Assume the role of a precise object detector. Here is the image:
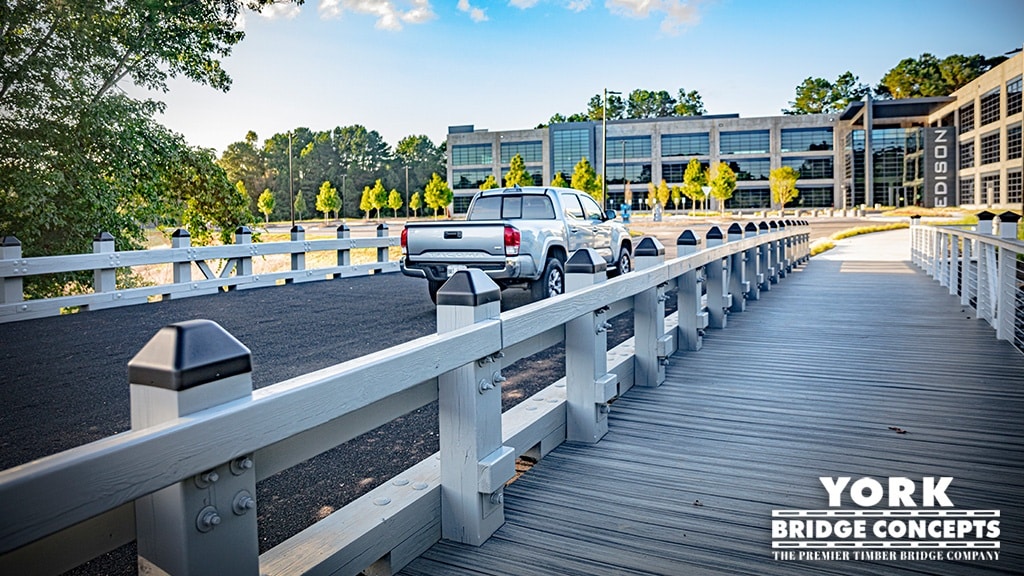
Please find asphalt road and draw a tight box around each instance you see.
[0,215,872,574]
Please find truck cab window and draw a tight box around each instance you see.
[561,194,585,220]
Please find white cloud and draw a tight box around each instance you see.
[318,0,437,30]
[565,0,592,12]
[458,0,488,22]
[258,1,303,20]
[605,0,702,34]
[509,0,541,8]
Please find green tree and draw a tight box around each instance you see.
[682,158,708,212]
[551,172,569,188]
[409,191,423,217]
[876,53,998,99]
[504,154,533,187]
[709,163,737,213]
[586,93,626,120]
[219,131,270,213]
[770,166,800,212]
[387,188,404,217]
[570,157,602,202]
[360,185,374,219]
[626,89,677,118]
[674,89,706,116]
[370,179,388,219]
[395,134,445,212]
[316,181,342,222]
[480,174,499,190]
[257,188,276,223]
[293,190,307,220]
[670,185,683,210]
[785,72,871,114]
[424,173,453,219]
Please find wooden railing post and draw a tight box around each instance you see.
[290,225,306,275]
[1,236,23,305]
[234,226,253,280]
[777,221,789,277]
[171,229,192,286]
[758,221,773,291]
[704,226,729,329]
[976,214,999,325]
[565,248,618,442]
[336,224,351,269]
[377,223,390,264]
[436,270,513,546]
[676,230,706,351]
[634,237,669,388]
[995,211,1021,342]
[743,223,761,302]
[727,223,748,313]
[92,231,116,297]
[128,320,258,576]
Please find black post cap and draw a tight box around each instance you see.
[706,226,723,240]
[128,320,252,392]
[377,223,389,231]
[290,225,305,233]
[566,247,607,274]
[745,222,757,233]
[1,236,21,247]
[336,223,350,232]
[94,231,114,242]
[996,211,1021,223]
[976,211,997,221]
[778,221,787,229]
[634,237,665,257]
[768,221,778,230]
[171,228,190,238]
[758,221,769,231]
[677,230,700,246]
[437,269,500,307]
[235,226,252,235]
[727,223,743,235]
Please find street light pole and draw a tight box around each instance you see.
[288,131,294,226]
[405,165,410,218]
[601,89,621,212]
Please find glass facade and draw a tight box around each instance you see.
[782,156,834,179]
[607,136,652,160]
[1008,170,1022,204]
[452,168,492,190]
[871,128,909,205]
[501,171,543,187]
[781,128,834,152]
[981,173,1000,204]
[1008,124,1022,160]
[606,163,652,185]
[451,144,492,166]
[979,131,1000,165]
[959,141,975,169]
[724,188,770,209]
[1009,76,1023,117]
[959,103,975,134]
[959,177,975,205]
[552,128,592,178]
[661,160,707,183]
[979,88,1001,126]
[720,130,770,155]
[500,141,542,163]
[794,186,835,208]
[662,133,710,156]
[726,158,771,181]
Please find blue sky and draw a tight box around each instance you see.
[150,0,1024,154]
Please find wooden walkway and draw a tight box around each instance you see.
[401,229,1024,576]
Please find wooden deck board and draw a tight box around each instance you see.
[401,230,1024,575]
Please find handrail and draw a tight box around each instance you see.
[910,218,1024,354]
[0,222,811,575]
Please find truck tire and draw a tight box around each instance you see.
[531,257,564,300]
[609,246,632,278]
[428,279,445,304]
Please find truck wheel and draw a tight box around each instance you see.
[609,247,632,277]
[428,279,445,304]
[531,258,564,300]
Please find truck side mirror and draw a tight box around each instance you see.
[604,209,617,221]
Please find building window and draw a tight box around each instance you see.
[793,186,834,208]
[1008,124,1022,160]
[552,128,591,178]
[453,195,473,214]
[661,160,708,183]
[451,144,492,166]
[959,177,975,205]
[959,103,975,134]
[608,136,652,160]
[979,88,1000,126]
[781,156,834,179]
[780,128,834,152]
[662,133,710,156]
[720,130,770,155]
[724,188,770,209]
[606,163,652,185]
[501,170,543,187]
[1007,170,1022,204]
[500,141,542,164]
[452,168,492,189]
[979,131,1000,165]
[1008,76,1022,117]
[981,173,1000,204]
[959,141,974,169]
[726,158,771,181]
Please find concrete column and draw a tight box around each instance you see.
[436,270,513,546]
[726,224,747,313]
[565,248,618,442]
[1,236,23,305]
[676,230,705,351]
[633,238,668,388]
[129,320,258,576]
[704,226,729,329]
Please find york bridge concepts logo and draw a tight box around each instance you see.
[772,477,1000,562]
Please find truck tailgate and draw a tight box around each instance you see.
[405,222,507,262]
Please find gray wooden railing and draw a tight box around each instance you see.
[0,221,810,575]
[910,211,1024,354]
[0,224,399,323]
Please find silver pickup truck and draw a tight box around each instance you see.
[400,186,633,303]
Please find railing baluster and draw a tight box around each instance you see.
[634,238,668,388]
[676,230,706,351]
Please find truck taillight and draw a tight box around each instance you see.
[400,227,408,255]
[504,225,520,256]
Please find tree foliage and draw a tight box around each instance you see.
[504,154,532,187]
[681,158,708,209]
[569,157,602,202]
[785,72,871,115]
[709,162,737,210]
[293,190,306,220]
[479,174,499,190]
[770,166,800,209]
[550,172,568,188]
[409,191,422,216]
[387,188,403,217]
[424,173,453,219]
[316,181,341,222]
[257,188,276,223]
[876,53,1000,99]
